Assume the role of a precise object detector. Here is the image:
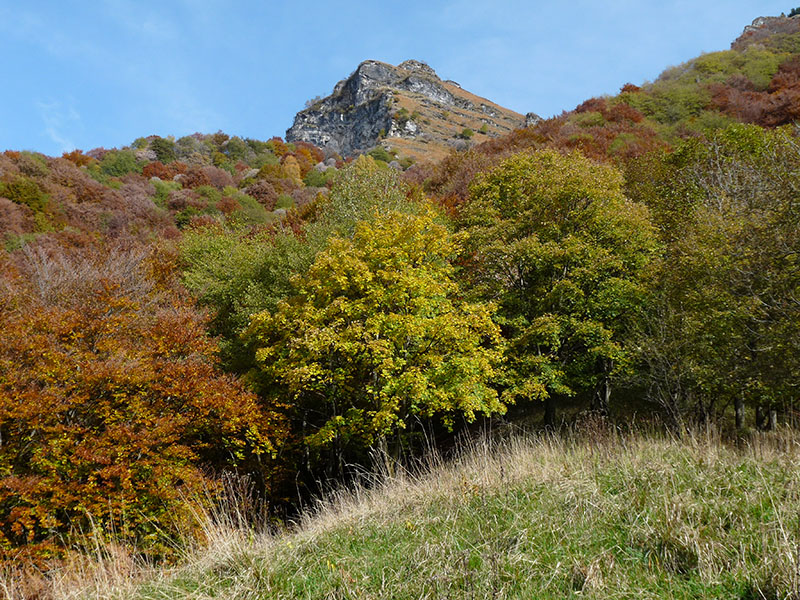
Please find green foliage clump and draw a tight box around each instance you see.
[99,149,142,178]
[181,228,312,370]
[0,177,50,212]
[150,137,177,163]
[222,136,251,162]
[459,128,475,139]
[570,111,606,128]
[459,150,658,419]
[620,46,787,129]
[180,155,421,372]
[303,167,335,188]
[367,146,393,163]
[151,179,181,209]
[399,156,416,170]
[17,152,49,177]
[608,132,637,154]
[275,194,294,210]
[309,155,418,242]
[3,232,38,252]
[226,190,271,225]
[763,31,800,53]
[175,206,203,228]
[194,184,222,205]
[395,107,410,125]
[628,124,800,428]
[622,79,710,126]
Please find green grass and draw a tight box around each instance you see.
[21,429,800,599]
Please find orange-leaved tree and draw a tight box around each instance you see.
[0,244,288,564]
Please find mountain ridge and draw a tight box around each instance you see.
[286,59,531,163]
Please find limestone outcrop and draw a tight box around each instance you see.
[286,59,528,162]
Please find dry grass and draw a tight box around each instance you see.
[6,427,800,599]
[380,83,524,164]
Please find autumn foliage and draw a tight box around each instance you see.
[0,244,288,564]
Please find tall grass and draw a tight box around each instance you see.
[5,426,800,599]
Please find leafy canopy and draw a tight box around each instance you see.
[459,150,658,409]
[246,208,504,458]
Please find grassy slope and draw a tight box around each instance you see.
[99,430,800,600]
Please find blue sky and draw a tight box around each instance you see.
[0,1,792,156]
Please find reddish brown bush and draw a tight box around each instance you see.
[245,179,279,210]
[710,55,800,127]
[202,165,234,189]
[61,149,93,167]
[142,161,171,179]
[217,195,241,215]
[180,166,212,189]
[0,246,289,565]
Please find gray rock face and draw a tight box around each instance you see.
[287,59,468,156]
[526,112,542,127]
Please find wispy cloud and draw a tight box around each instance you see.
[36,100,80,153]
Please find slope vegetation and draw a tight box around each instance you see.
[82,430,800,600]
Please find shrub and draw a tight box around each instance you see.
[245,179,279,210]
[0,177,50,212]
[230,192,270,225]
[99,150,141,178]
[61,149,93,167]
[303,168,335,188]
[150,137,177,163]
[276,194,294,210]
[367,146,393,163]
[0,247,288,563]
[151,179,181,209]
[194,184,223,205]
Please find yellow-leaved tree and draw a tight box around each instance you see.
[245,207,504,473]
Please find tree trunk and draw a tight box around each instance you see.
[592,377,611,416]
[769,409,778,431]
[735,394,745,430]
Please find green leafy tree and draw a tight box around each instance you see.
[245,208,504,471]
[150,137,177,163]
[98,149,141,177]
[181,155,419,372]
[459,150,658,423]
[632,124,800,430]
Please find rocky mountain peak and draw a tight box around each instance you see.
[732,14,800,50]
[286,59,527,162]
[397,59,439,78]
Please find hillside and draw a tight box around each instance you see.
[418,13,800,206]
[286,59,530,163]
[60,431,800,599]
[2,13,800,596]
